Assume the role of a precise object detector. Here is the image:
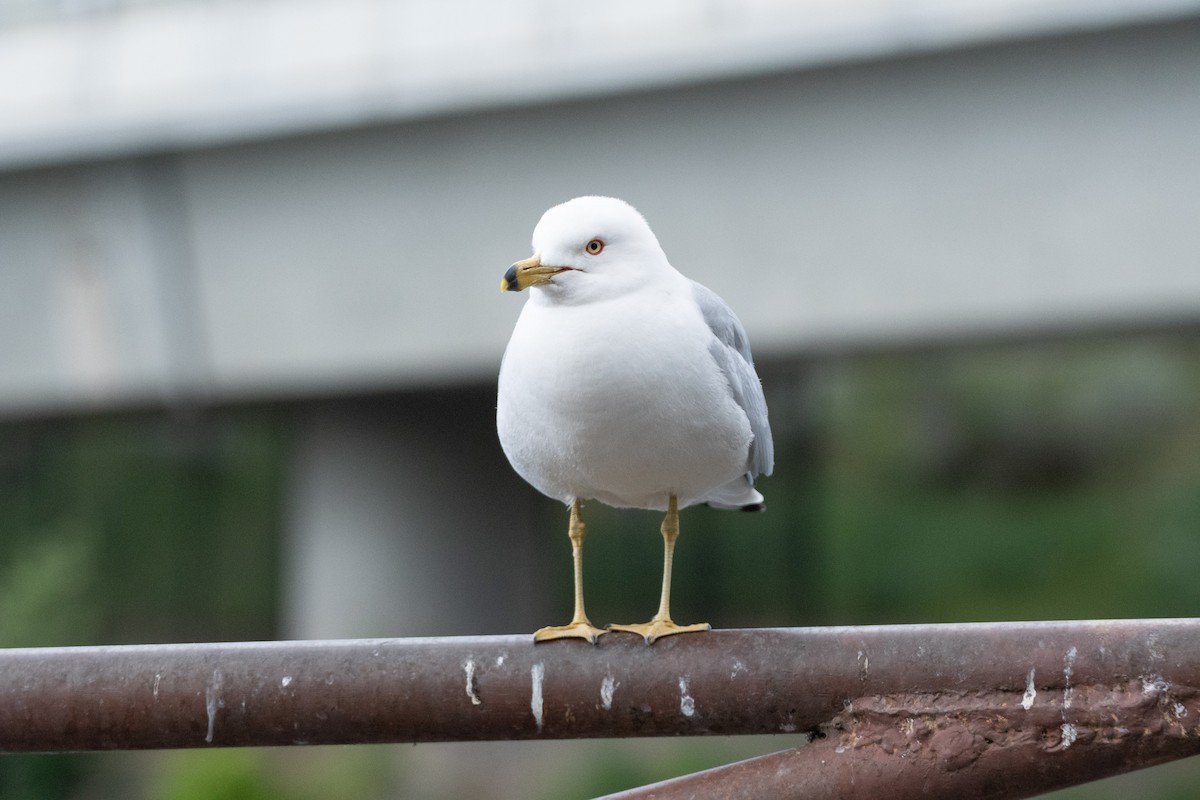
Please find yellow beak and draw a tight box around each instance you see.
[502,256,569,292]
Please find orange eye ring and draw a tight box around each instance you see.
[585,239,605,255]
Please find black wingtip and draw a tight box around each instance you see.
[740,502,765,513]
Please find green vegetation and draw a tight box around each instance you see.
[0,410,288,800]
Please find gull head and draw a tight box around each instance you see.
[502,196,670,301]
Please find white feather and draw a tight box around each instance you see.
[497,196,771,512]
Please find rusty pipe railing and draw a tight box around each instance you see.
[2,620,1199,798]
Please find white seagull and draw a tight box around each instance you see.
[497,196,773,644]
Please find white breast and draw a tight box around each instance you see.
[497,284,752,511]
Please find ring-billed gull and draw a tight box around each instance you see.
[498,196,773,644]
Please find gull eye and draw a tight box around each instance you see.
[585,239,605,255]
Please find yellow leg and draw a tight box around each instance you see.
[608,495,711,644]
[534,499,607,644]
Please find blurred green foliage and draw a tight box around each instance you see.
[1,333,1199,798]
[0,410,287,647]
[815,336,1200,625]
[149,747,394,800]
[0,410,288,800]
[156,750,283,800]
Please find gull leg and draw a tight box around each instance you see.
[608,494,711,644]
[534,499,607,644]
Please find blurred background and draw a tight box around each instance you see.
[2,0,1200,797]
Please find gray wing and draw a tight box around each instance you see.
[691,280,774,479]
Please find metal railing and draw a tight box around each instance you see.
[2,619,1198,798]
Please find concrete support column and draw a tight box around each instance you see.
[283,388,550,639]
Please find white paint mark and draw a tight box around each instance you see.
[730,659,747,679]
[600,675,617,710]
[152,673,161,699]
[780,722,798,733]
[1147,634,1165,662]
[1142,674,1169,696]
[495,655,507,667]
[835,744,846,754]
[856,650,869,676]
[1063,647,1077,710]
[1021,668,1037,710]
[678,676,696,717]
[464,659,482,706]
[1173,702,1187,719]
[280,676,293,689]
[205,668,224,744]
[530,663,545,733]
[1060,723,1077,748]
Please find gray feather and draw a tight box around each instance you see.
[691,280,774,480]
